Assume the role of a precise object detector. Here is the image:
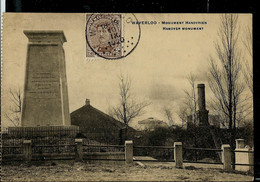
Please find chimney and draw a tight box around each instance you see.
[85,98,90,106]
[197,84,206,111]
[197,84,209,126]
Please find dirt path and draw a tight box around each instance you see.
[1,161,253,181]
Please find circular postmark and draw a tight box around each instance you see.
[86,13,141,60]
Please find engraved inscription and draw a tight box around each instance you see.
[28,72,60,98]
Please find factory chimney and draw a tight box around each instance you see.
[197,84,209,126]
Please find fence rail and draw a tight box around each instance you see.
[2,146,21,148]
[234,163,254,166]
[82,158,126,161]
[32,144,75,147]
[83,144,124,148]
[233,150,254,153]
[133,159,176,162]
[183,160,223,165]
[183,147,222,152]
[134,145,175,149]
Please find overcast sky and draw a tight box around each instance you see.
[2,13,252,129]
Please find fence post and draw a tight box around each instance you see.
[125,140,133,164]
[23,140,32,162]
[75,139,83,161]
[221,144,232,171]
[249,147,254,174]
[174,142,183,168]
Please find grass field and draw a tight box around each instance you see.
[1,160,254,181]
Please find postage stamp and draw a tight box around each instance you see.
[85,13,141,60]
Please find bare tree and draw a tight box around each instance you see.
[110,74,150,130]
[208,14,245,143]
[162,105,174,126]
[177,104,189,128]
[183,73,197,124]
[242,26,253,94]
[4,88,23,126]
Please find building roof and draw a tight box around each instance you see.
[70,101,135,132]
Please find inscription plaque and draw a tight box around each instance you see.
[28,72,59,98]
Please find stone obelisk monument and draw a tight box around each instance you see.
[9,30,79,137]
[197,84,209,126]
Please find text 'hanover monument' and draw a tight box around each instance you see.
[8,30,79,137]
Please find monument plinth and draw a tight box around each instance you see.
[8,30,79,137]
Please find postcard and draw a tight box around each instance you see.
[1,13,253,181]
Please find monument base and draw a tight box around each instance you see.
[8,125,79,138]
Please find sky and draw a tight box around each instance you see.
[1,13,253,129]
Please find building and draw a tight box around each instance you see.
[70,99,136,144]
[137,117,168,131]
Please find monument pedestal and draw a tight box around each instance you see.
[8,126,79,138]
